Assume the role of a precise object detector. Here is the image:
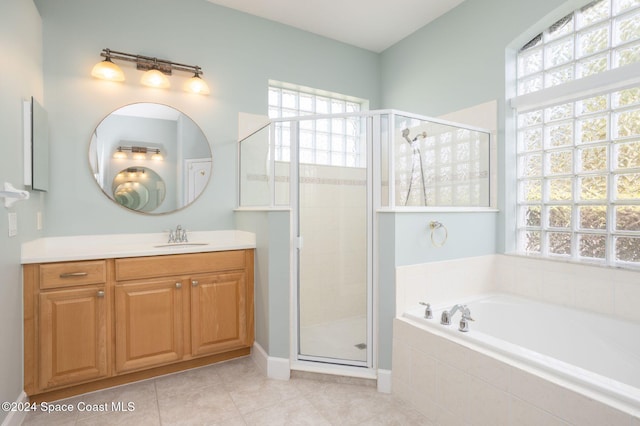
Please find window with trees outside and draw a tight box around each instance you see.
[515,0,640,267]
[268,82,367,167]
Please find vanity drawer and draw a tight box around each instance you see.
[39,260,107,289]
[115,250,247,281]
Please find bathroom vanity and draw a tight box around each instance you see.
[22,231,255,402]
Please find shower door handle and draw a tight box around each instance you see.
[295,236,304,250]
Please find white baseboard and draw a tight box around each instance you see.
[1,391,28,426]
[252,342,290,380]
[377,369,392,393]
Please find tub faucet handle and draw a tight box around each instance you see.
[441,310,451,325]
[419,302,432,319]
[459,313,474,332]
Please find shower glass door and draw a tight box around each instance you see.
[296,115,371,366]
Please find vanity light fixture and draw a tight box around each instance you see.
[112,145,164,161]
[125,167,146,175]
[113,147,127,160]
[151,149,163,161]
[140,61,170,89]
[91,49,125,82]
[92,48,210,95]
[132,147,147,161]
[183,67,210,95]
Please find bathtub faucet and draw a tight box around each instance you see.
[458,311,474,332]
[419,302,433,319]
[440,304,472,326]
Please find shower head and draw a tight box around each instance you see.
[401,128,412,144]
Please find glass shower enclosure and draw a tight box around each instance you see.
[239,110,491,368]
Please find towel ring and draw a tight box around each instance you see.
[429,221,448,247]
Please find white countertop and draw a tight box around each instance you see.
[21,230,256,264]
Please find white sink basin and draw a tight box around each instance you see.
[153,242,210,248]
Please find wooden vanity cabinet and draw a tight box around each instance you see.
[113,250,254,373]
[190,271,249,356]
[114,278,185,373]
[38,286,109,389]
[23,260,110,394]
[24,249,254,401]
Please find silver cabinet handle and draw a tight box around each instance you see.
[192,280,199,287]
[59,272,89,278]
[97,290,105,298]
[175,282,182,289]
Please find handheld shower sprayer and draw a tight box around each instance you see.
[401,129,429,206]
[402,128,411,144]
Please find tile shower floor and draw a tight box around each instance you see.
[300,316,368,362]
[22,356,429,425]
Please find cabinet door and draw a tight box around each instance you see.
[191,272,248,356]
[39,286,108,390]
[115,279,183,373]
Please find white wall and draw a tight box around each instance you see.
[0,0,43,422]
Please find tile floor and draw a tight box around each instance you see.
[22,356,430,425]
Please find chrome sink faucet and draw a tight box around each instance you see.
[167,225,188,243]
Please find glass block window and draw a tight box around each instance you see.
[516,0,640,268]
[268,82,367,167]
[518,0,640,95]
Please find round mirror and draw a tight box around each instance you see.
[89,103,212,214]
[112,166,165,212]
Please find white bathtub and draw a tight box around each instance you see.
[403,293,640,413]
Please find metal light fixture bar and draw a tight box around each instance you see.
[116,145,159,153]
[100,49,203,76]
[114,145,163,161]
[124,167,146,174]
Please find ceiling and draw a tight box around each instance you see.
[206,0,466,53]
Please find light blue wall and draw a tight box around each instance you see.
[377,213,396,370]
[0,0,43,421]
[236,211,290,359]
[34,0,381,236]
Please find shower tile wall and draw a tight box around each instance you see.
[395,255,497,315]
[495,255,640,323]
[298,163,367,328]
[395,254,640,323]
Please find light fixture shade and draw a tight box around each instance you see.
[113,148,127,159]
[91,59,125,82]
[183,75,210,95]
[132,152,147,160]
[151,150,164,161]
[140,69,170,89]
